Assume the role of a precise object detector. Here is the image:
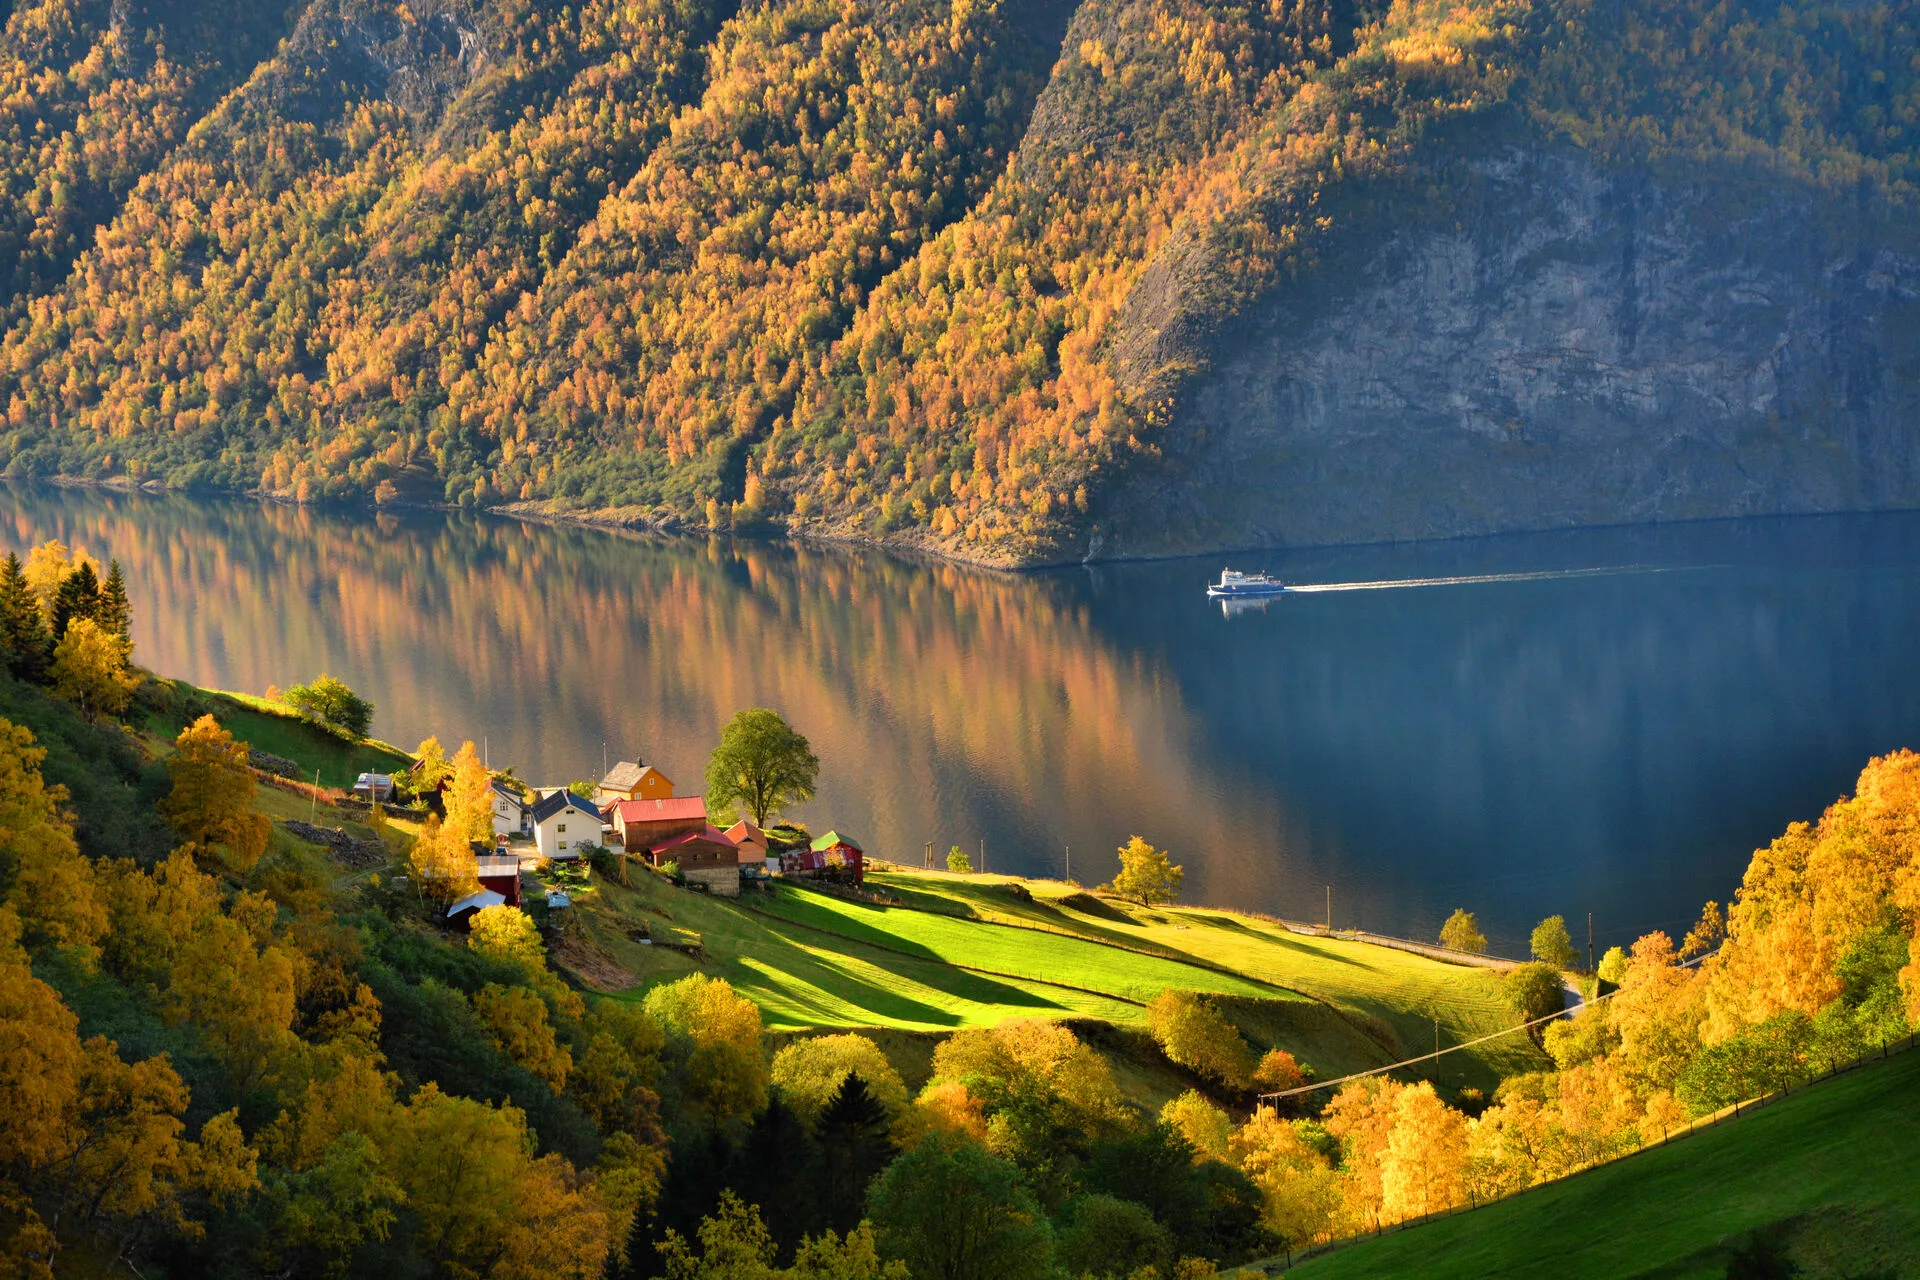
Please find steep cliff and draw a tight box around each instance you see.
[1096,143,1920,558]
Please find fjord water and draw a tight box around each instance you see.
[10,484,1920,957]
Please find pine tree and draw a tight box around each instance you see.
[814,1074,898,1234]
[0,554,52,682]
[98,560,131,646]
[49,561,101,641]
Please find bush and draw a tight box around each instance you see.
[1056,1195,1172,1280]
[1503,962,1567,1031]
[1146,992,1255,1089]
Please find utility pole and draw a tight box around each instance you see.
[925,841,934,869]
[310,769,321,823]
[1065,845,1071,884]
[1326,884,1332,933]
[979,838,985,874]
[1588,912,1595,974]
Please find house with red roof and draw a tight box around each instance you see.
[612,795,708,849]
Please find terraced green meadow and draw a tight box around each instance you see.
[570,866,1548,1098]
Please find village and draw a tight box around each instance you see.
[352,756,866,924]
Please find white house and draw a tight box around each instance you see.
[530,790,602,860]
[490,779,529,838]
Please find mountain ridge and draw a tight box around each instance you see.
[0,0,1914,565]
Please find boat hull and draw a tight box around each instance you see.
[1206,585,1289,597]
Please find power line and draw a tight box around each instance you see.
[1257,947,1720,1102]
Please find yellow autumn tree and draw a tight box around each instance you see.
[1321,1078,1407,1231]
[474,984,573,1090]
[1160,1090,1232,1163]
[1379,1084,1470,1222]
[50,616,139,723]
[1229,1106,1344,1246]
[446,740,495,844]
[388,1084,620,1279]
[0,718,106,963]
[0,908,259,1264]
[22,540,97,619]
[643,973,769,1122]
[771,1033,910,1125]
[159,714,270,872]
[1608,932,1705,1096]
[102,852,300,1090]
[410,815,480,906]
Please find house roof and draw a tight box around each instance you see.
[724,818,767,848]
[614,795,706,824]
[356,772,393,787]
[648,826,740,858]
[810,830,863,853]
[490,779,523,804]
[474,855,520,877]
[530,790,602,824]
[600,760,671,793]
[447,889,506,918]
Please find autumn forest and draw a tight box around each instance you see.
[0,0,1915,562]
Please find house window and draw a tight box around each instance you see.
[558,823,567,833]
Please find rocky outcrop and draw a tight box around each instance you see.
[1096,146,1920,560]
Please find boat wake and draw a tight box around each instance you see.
[1284,565,1658,593]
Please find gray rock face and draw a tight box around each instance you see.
[1097,147,1920,560]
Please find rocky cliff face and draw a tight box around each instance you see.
[1095,145,1920,561]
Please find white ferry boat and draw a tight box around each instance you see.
[1206,568,1289,598]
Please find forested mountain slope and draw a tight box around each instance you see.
[0,0,1915,564]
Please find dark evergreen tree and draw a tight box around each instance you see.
[727,1099,823,1260]
[814,1073,897,1235]
[50,560,102,640]
[98,559,132,644]
[0,553,51,681]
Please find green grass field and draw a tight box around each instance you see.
[568,866,1548,1098]
[1287,1048,1920,1280]
[138,677,410,784]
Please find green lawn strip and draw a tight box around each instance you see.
[138,677,410,784]
[1113,909,1547,1088]
[879,875,1541,1084]
[1286,1048,1920,1280]
[753,885,1294,1006]
[577,876,1146,1032]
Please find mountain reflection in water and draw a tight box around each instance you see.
[8,484,1920,957]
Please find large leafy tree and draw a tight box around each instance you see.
[49,616,138,724]
[1531,915,1579,969]
[1440,909,1488,955]
[282,674,374,740]
[1110,836,1183,906]
[868,1132,1055,1280]
[159,715,270,873]
[704,708,819,826]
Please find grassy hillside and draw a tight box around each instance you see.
[567,865,1547,1103]
[134,675,411,783]
[0,0,1913,563]
[1285,1046,1920,1279]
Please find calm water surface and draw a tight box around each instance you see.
[8,484,1920,957]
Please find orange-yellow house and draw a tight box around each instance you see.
[595,760,674,809]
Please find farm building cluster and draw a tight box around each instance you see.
[415,758,864,922]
